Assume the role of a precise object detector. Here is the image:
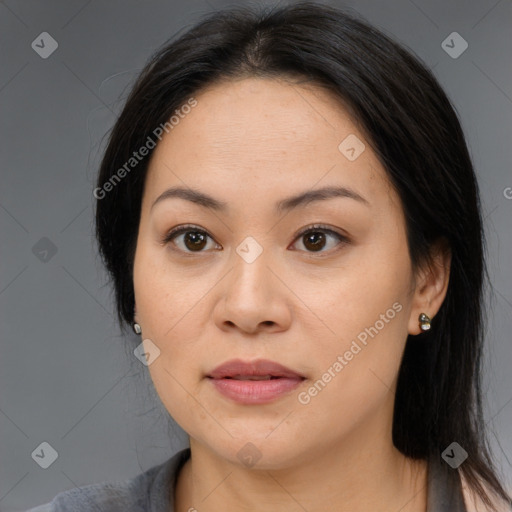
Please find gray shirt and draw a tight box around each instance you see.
[26,447,468,511]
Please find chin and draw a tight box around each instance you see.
[206,436,309,471]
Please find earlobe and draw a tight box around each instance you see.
[418,312,432,331]
[132,304,142,335]
[407,239,451,335]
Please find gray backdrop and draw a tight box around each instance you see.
[1,0,511,510]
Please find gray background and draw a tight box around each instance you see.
[1,0,511,510]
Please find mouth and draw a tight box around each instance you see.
[206,359,306,404]
[222,375,284,380]
[207,358,306,380]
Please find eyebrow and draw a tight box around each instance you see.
[150,185,369,213]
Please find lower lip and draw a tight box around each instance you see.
[208,377,304,404]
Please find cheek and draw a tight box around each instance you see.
[296,296,408,443]
[304,246,412,393]
[312,295,408,392]
[133,242,203,335]
[133,245,208,407]
[313,258,410,338]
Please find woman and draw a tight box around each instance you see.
[28,2,511,511]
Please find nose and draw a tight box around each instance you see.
[213,244,292,335]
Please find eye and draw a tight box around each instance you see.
[161,224,219,253]
[290,224,348,254]
[161,223,349,255]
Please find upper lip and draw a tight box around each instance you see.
[207,359,305,379]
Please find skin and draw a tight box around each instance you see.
[132,76,451,512]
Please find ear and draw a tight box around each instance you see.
[407,238,451,335]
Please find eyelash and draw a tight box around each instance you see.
[160,223,349,256]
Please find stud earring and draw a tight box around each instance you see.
[132,322,142,335]
[418,313,431,331]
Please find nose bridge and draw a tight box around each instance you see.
[229,234,273,300]
[213,232,292,333]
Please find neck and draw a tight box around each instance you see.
[174,436,428,512]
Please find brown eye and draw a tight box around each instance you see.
[162,225,219,253]
[183,231,207,251]
[303,231,327,252]
[292,225,348,254]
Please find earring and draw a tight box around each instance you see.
[418,313,431,331]
[132,322,142,335]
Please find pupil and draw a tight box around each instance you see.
[182,231,326,252]
[304,232,325,251]
[185,231,206,251]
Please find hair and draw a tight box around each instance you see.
[94,1,511,508]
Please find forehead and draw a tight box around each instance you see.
[144,77,395,212]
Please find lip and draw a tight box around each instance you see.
[207,358,305,379]
[206,359,306,405]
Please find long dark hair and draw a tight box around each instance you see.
[94,2,511,508]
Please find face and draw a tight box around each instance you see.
[132,77,442,470]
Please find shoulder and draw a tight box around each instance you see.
[25,505,52,512]
[460,471,512,512]
[25,473,157,512]
[25,448,191,512]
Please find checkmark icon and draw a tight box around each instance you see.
[236,236,263,263]
[237,442,262,468]
[338,134,365,161]
[441,32,468,59]
[31,442,58,469]
[134,339,161,366]
[31,32,58,59]
[441,442,468,468]
[32,237,58,263]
